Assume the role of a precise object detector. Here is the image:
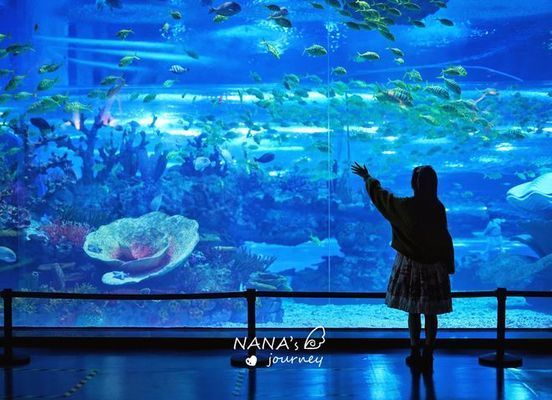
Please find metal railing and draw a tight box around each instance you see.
[1,287,551,368]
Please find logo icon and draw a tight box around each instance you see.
[304,326,326,350]
[245,355,258,367]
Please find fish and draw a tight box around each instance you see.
[6,43,34,55]
[441,77,462,95]
[30,117,53,132]
[437,18,454,26]
[304,44,327,56]
[13,91,35,101]
[185,49,199,59]
[0,68,13,76]
[387,47,404,57]
[100,75,124,85]
[0,33,11,42]
[163,79,177,88]
[169,65,189,74]
[273,17,292,28]
[96,0,122,11]
[4,75,26,91]
[209,2,241,17]
[260,40,281,59]
[170,10,182,19]
[34,23,39,32]
[116,29,134,40]
[430,0,447,7]
[143,93,157,103]
[213,15,228,23]
[38,63,61,74]
[325,0,340,8]
[0,246,16,263]
[442,65,467,77]
[311,2,324,9]
[410,19,426,28]
[119,55,140,67]
[194,156,215,171]
[355,51,380,61]
[254,153,275,163]
[64,101,92,113]
[37,77,59,91]
[331,66,347,75]
[394,57,404,65]
[268,6,288,19]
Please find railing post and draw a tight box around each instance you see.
[230,288,269,368]
[1,289,30,367]
[479,288,522,368]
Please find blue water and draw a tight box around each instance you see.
[0,0,551,328]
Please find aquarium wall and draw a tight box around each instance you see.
[0,0,551,328]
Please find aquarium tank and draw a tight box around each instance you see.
[0,0,551,329]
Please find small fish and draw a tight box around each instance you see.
[170,10,182,19]
[0,68,13,76]
[34,23,39,32]
[96,0,123,11]
[437,18,454,26]
[325,0,340,8]
[254,153,275,163]
[403,2,421,10]
[410,19,426,28]
[346,21,361,30]
[268,6,288,19]
[161,22,170,33]
[163,79,177,88]
[430,0,447,7]
[6,43,34,55]
[209,2,241,16]
[185,49,199,59]
[442,65,467,77]
[4,75,26,91]
[37,77,58,91]
[30,117,53,132]
[304,44,327,56]
[355,51,380,61]
[311,2,324,9]
[387,47,404,57]
[0,33,11,42]
[273,17,292,28]
[331,66,347,75]
[213,14,228,23]
[106,83,125,98]
[116,29,134,40]
[143,94,157,103]
[0,246,16,263]
[13,91,35,101]
[119,55,140,67]
[100,75,124,85]
[394,57,404,65]
[38,63,61,74]
[169,65,189,74]
[64,101,92,112]
[260,40,281,59]
[194,156,215,171]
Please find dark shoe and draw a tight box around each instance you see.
[421,347,434,371]
[405,347,421,368]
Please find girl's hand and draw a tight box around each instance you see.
[351,161,369,179]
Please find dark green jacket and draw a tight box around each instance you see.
[364,175,455,274]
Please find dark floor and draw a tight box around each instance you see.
[1,348,550,400]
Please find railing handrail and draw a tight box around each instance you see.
[1,287,550,368]
[2,288,550,301]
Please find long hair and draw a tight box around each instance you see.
[411,165,438,201]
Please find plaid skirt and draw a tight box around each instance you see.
[385,252,452,315]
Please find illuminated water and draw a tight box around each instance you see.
[0,0,551,328]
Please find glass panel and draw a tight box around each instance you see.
[0,0,550,329]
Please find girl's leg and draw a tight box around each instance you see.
[424,314,438,348]
[406,313,422,366]
[408,313,421,347]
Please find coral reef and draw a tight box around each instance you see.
[83,211,199,285]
